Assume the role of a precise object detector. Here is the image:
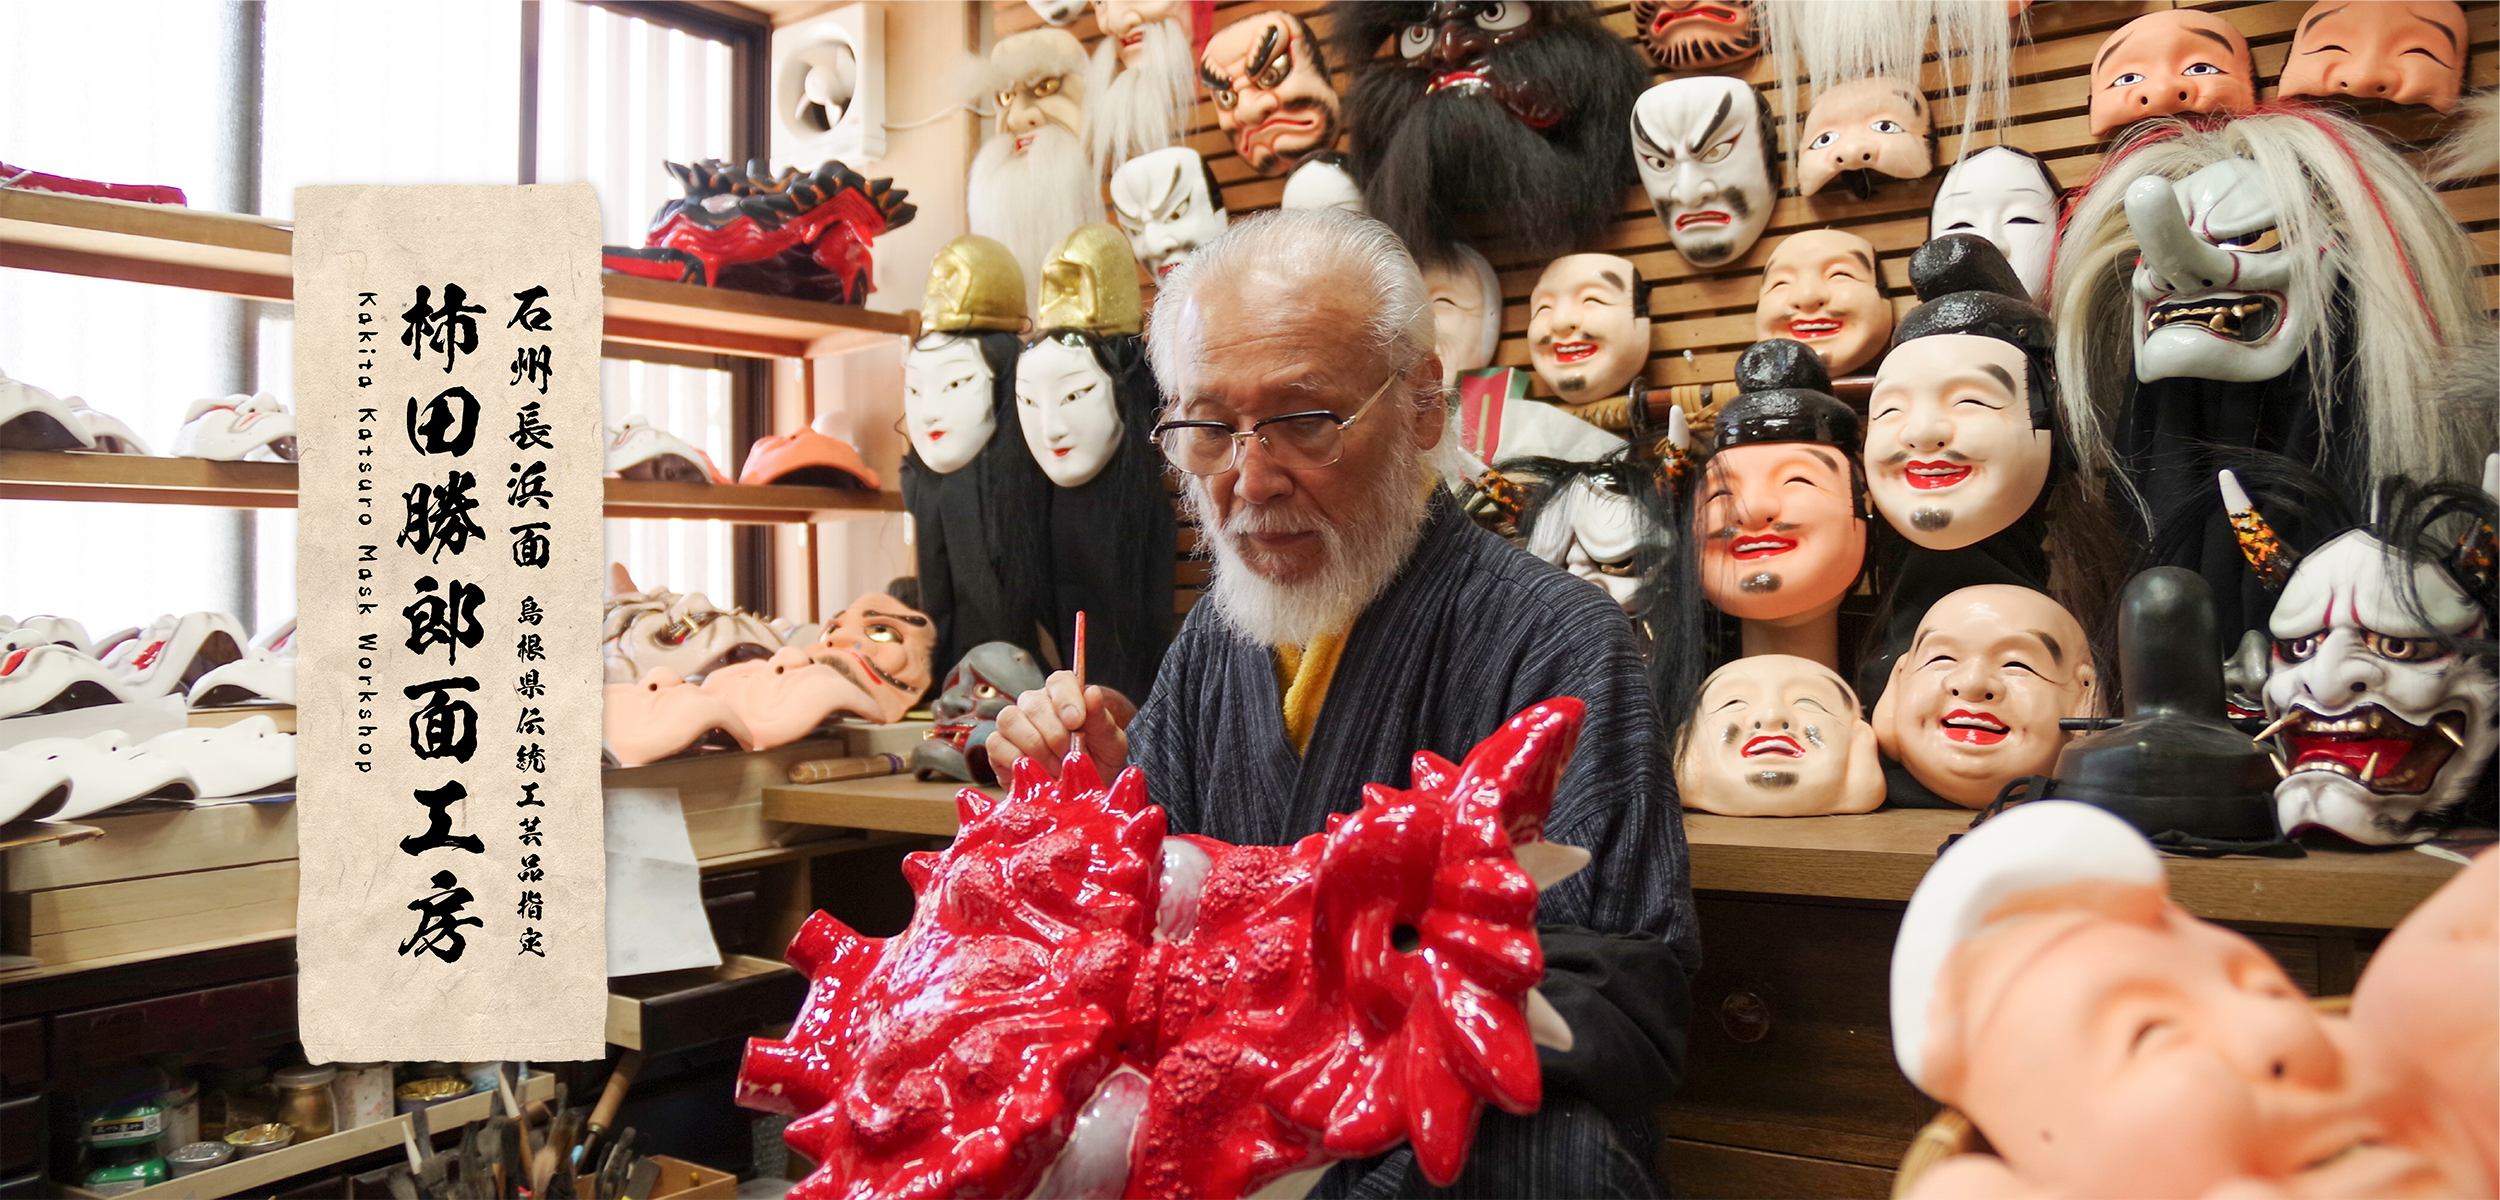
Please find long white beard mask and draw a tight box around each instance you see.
[2262,530,2497,844]
[1184,431,1433,648]
[968,123,1102,309]
[1085,17,1195,175]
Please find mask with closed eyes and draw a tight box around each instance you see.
[1677,653,1884,816]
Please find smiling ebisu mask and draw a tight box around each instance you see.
[1873,584,2096,809]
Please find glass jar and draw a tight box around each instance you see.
[334,1062,397,1130]
[272,1064,338,1141]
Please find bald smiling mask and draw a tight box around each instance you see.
[1677,654,1884,817]
[1528,253,1651,405]
[1874,584,2096,809]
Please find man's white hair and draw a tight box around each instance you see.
[2050,110,2488,510]
[1148,210,1452,646]
[1149,208,1438,406]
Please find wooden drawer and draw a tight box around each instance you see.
[0,1094,38,1176]
[1665,893,1936,1175]
[48,976,296,1082]
[0,1022,38,1093]
[606,955,806,1057]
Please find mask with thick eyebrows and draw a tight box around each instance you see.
[1328,0,1650,262]
[1199,10,1343,177]
[2276,0,2468,112]
[1633,77,1779,270]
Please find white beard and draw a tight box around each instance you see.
[1186,437,1433,648]
[1085,18,1194,175]
[967,123,1102,309]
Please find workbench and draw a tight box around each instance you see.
[764,776,2467,1198]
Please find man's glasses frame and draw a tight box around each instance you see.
[1149,368,1405,476]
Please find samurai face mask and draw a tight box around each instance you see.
[1633,77,1778,270]
[2262,531,2496,845]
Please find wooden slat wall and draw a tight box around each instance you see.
[995,0,2500,616]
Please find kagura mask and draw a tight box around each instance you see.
[1867,235,2059,552]
[1423,243,1502,386]
[2248,495,2497,845]
[968,29,1099,307]
[1873,585,2096,809]
[1086,0,1198,173]
[1200,11,1341,176]
[2088,9,2256,137]
[1109,147,1228,278]
[1627,0,1760,73]
[1633,77,1778,270]
[907,235,1026,476]
[991,30,1086,152]
[2277,0,2467,112]
[2128,157,2325,384]
[1797,76,1933,199]
[1930,147,2059,304]
[603,667,754,767]
[910,641,1047,784]
[804,592,936,723]
[1021,224,1143,489]
[1330,1,1649,259]
[1755,229,1893,377]
[703,648,897,749]
[1695,342,1867,627]
[1527,253,1649,406]
[1676,654,1883,817]
[1520,460,1660,610]
[1891,801,2497,1200]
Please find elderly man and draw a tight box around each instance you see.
[988,209,1697,1197]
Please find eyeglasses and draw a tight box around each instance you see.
[1150,369,1404,476]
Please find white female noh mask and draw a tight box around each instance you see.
[1016,334,1124,488]
[903,334,998,475]
[1931,147,2060,304]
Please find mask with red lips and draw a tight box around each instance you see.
[1633,77,1779,270]
[1527,253,1650,405]
[806,592,936,723]
[1628,0,1761,73]
[1695,339,1869,627]
[1755,229,1893,377]
[1874,584,2097,808]
[1676,653,1884,817]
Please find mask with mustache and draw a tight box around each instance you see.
[1328,0,1649,262]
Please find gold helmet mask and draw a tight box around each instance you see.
[1036,223,1144,338]
[922,235,1027,334]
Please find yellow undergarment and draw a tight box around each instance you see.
[1273,628,1348,754]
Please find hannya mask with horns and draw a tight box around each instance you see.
[2226,463,2500,845]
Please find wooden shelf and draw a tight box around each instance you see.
[757,786,2464,932]
[0,451,901,522]
[85,1071,555,1200]
[0,189,914,359]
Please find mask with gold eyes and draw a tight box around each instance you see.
[808,591,937,722]
[912,641,1050,783]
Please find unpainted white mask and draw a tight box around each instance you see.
[1422,246,1501,386]
[1016,335,1124,488]
[1280,159,1364,212]
[2262,530,2495,845]
[903,335,998,475]
[1109,147,1228,278]
[1931,147,2059,303]
[1632,77,1775,270]
[2128,157,2322,384]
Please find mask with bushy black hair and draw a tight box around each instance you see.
[1327,0,1649,263]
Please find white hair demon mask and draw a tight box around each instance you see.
[2230,465,2500,845]
[2128,157,2324,384]
[1109,146,1228,278]
[1632,77,1778,270]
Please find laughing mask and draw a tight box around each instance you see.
[1109,147,1228,278]
[2088,9,2256,137]
[1930,147,2059,304]
[1867,235,2059,552]
[1796,76,1933,199]
[1528,254,1650,406]
[807,591,937,722]
[1200,11,1342,176]
[1676,654,1883,817]
[1755,229,1893,377]
[1696,340,1868,667]
[1633,77,1779,270]
[1874,585,2096,809]
[1330,0,1649,260]
[1424,243,1502,387]
[2262,530,2496,845]
[2277,0,2467,112]
[1628,0,1761,73]
[2127,157,2321,384]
